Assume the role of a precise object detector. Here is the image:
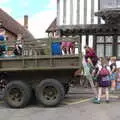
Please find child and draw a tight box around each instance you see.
[61,41,75,55]
[93,58,111,104]
[116,68,120,89]
[110,57,117,91]
[0,28,7,56]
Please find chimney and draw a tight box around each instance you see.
[24,15,28,29]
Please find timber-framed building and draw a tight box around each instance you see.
[52,0,120,58]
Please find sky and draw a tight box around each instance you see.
[0,0,119,39]
[0,0,56,38]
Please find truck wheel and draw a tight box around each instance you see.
[35,79,65,107]
[4,81,32,108]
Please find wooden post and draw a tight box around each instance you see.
[91,0,94,24]
[76,0,80,24]
[79,35,82,52]
[57,0,60,26]
[86,35,89,46]
[70,0,73,25]
[78,35,82,69]
[104,36,106,56]
[98,0,101,24]
[84,0,87,24]
[113,35,117,56]
[63,0,67,25]
[93,35,96,50]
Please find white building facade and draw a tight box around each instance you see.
[57,0,120,57]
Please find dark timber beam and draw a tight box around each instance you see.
[93,35,96,51]
[57,0,60,26]
[91,0,94,24]
[98,0,101,24]
[63,0,67,24]
[76,0,80,24]
[70,0,73,25]
[86,35,89,45]
[84,0,87,24]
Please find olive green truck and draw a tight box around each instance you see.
[0,37,82,108]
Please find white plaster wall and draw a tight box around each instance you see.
[58,0,99,26]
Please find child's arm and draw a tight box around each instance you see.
[111,65,116,73]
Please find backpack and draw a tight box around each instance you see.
[99,66,110,76]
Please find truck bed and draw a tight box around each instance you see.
[0,55,81,72]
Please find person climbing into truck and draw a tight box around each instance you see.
[74,46,98,76]
[84,45,98,74]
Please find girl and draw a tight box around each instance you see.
[110,57,117,91]
[93,58,111,104]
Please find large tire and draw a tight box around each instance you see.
[4,81,32,108]
[35,79,65,107]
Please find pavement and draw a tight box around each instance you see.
[0,87,120,120]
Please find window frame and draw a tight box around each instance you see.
[96,36,113,57]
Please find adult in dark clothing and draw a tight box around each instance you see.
[13,34,23,56]
[13,44,22,56]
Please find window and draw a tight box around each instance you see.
[96,36,113,57]
[97,44,104,57]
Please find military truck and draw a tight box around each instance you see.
[0,37,82,108]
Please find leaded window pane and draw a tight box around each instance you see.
[105,44,112,56]
[117,36,120,43]
[97,36,104,43]
[117,45,120,57]
[97,44,104,57]
[105,36,113,43]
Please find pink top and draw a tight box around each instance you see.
[61,42,74,47]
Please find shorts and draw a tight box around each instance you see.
[98,75,111,87]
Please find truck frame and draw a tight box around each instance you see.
[0,37,82,108]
